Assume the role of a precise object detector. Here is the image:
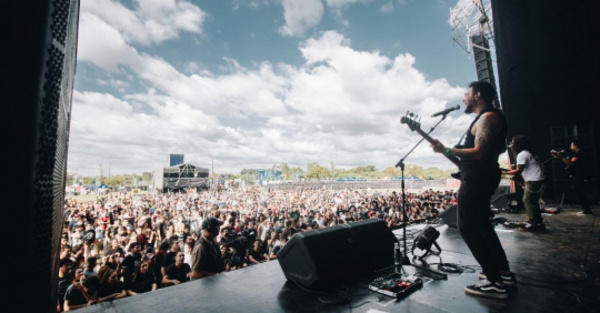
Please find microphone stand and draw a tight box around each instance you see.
[394,114,448,280]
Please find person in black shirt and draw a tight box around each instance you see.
[552,139,593,215]
[431,81,513,299]
[127,260,157,295]
[162,251,191,286]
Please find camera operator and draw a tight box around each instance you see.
[221,226,251,269]
[190,217,226,280]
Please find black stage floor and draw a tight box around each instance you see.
[79,205,599,313]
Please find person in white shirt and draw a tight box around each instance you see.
[504,135,546,231]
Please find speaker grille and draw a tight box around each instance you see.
[34,0,79,310]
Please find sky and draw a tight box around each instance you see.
[68,0,489,177]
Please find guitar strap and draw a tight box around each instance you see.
[455,131,467,147]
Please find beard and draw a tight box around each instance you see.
[464,102,474,114]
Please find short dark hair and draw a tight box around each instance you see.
[469,81,495,105]
[571,139,583,149]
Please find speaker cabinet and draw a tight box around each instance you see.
[439,205,458,228]
[4,1,79,312]
[492,192,524,212]
[277,219,396,288]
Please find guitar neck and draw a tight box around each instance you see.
[414,128,460,166]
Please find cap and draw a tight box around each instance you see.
[201,217,224,231]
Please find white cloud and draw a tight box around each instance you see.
[325,0,374,18]
[279,0,325,37]
[449,0,485,26]
[77,13,142,71]
[380,2,394,13]
[71,26,468,175]
[81,0,207,46]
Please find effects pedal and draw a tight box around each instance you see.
[368,274,423,299]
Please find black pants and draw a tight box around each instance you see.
[574,180,591,213]
[458,168,509,283]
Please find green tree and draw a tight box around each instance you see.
[280,162,291,180]
[305,163,331,180]
[141,172,153,183]
[104,175,124,187]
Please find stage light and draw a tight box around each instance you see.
[411,226,442,260]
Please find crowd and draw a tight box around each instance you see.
[57,185,457,311]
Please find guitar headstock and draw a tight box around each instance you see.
[400,112,421,131]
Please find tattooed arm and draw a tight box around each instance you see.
[431,112,501,160]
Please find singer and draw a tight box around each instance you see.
[429,81,514,299]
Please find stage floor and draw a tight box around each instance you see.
[78,205,599,313]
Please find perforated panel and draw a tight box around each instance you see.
[4,1,79,312]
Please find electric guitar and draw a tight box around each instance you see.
[400,114,460,177]
[505,143,524,189]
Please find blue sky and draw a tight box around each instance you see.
[69,0,490,177]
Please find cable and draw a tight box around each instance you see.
[437,263,464,274]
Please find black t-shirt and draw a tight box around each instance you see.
[248,247,266,263]
[165,263,191,283]
[121,253,141,276]
[128,271,157,293]
[57,278,71,307]
[573,149,593,181]
[162,251,178,270]
[63,284,87,307]
[98,280,126,298]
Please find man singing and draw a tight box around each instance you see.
[430,81,514,299]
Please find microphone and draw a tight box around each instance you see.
[431,105,460,117]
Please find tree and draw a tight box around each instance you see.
[280,162,291,179]
[104,176,124,187]
[142,172,153,183]
[305,163,331,180]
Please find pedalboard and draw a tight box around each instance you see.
[368,274,423,299]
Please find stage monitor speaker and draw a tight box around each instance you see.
[492,192,523,212]
[277,219,396,288]
[439,205,458,228]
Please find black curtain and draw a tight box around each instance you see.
[492,0,600,202]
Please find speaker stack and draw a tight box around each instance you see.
[4,1,80,312]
